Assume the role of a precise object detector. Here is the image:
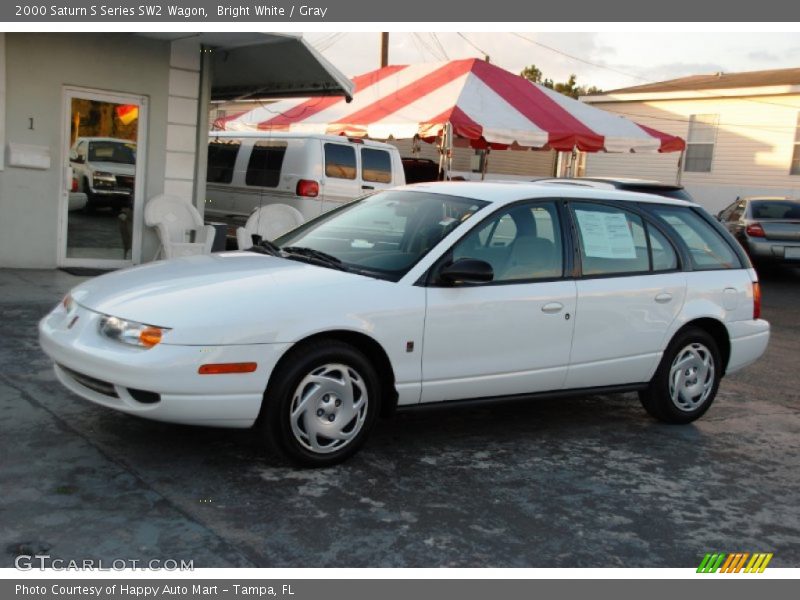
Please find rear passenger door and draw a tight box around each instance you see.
[321,142,361,213]
[565,201,686,389]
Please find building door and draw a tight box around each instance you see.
[59,87,148,268]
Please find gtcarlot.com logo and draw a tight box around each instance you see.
[14,555,194,571]
[697,552,773,573]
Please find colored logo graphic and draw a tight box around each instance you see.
[697,553,773,573]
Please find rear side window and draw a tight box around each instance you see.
[362,148,392,183]
[572,203,649,275]
[571,202,679,275]
[245,141,287,188]
[207,139,240,184]
[325,143,357,180]
[652,206,740,270]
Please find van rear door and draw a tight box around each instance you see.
[360,146,398,194]
[320,142,361,213]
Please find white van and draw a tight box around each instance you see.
[205,132,406,230]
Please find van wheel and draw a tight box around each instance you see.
[261,340,381,467]
[639,327,721,424]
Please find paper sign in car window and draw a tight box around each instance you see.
[575,210,637,259]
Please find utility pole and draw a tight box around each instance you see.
[380,32,389,67]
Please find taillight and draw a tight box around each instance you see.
[296,179,319,197]
[752,281,762,320]
[746,222,765,238]
[71,178,79,192]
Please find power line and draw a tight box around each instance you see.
[431,33,450,61]
[511,32,800,110]
[457,32,489,61]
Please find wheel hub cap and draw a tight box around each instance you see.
[668,342,715,412]
[289,363,368,454]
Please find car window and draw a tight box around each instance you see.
[325,143,357,180]
[88,141,136,164]
[652,206,740,270]
[207,138,241,184]
[648,225,678,271]
[245,141,287,188]
[750,200,800,219]
[361,148,392,184]
[452,201,563,282]
[728,201,746,221]
[571,202,649,276]
[274,190,486,282]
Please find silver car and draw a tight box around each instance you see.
[717,197,800,267]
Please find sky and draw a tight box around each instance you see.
[302,32,800,91]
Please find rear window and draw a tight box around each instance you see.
[207,139,240,184]
[750,200,800,219]
[652,206,740,270]
[325,143,357,180]
[362,148,392,183]
[245,141,287,188]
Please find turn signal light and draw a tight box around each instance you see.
[198,362,258,375]
[139,327,163,348]
[296,179,319,198]
[752,281,762,320]
[746,222,766,238]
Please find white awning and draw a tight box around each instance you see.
[138,33,354,102]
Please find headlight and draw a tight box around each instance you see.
[99,315,169,348]
[93,171,116,187]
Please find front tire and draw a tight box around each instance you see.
[261,340,381,467]
[639,327,722,424]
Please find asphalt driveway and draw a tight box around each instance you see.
[1,266,798,568]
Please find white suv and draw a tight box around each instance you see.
[69,137,136,210]
[40,182,769,466]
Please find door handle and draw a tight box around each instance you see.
[541,302,564,314]
[361,185,375,190]
[655,292,673,304]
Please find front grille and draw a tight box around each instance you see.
[116,176,135,191]
[59,365,118,398]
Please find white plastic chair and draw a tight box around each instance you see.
[144,194,216,259]
[237,204,305,250]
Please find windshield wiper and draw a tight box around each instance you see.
[281,246,348,271]
[247,238,282,257]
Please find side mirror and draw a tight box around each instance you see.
[72,153,85,164]
[439,257,494,284]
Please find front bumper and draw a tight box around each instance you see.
[39,302,290,428]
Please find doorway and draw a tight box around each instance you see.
[59,87,148,268]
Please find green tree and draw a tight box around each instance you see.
[520,64,602,99]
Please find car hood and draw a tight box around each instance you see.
[70,252,373,345]
[88,161,136,176]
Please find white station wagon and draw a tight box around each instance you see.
[39,183,770,466]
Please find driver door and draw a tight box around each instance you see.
[421,200,577,403]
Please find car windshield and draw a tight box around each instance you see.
[750,200,800,219]
[273,190,487,281]
[88,141,136,164]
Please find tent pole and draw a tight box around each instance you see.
[481,147,490,181]
[446,122,453,180]
[676,149,685,185]
[437,127,446,181]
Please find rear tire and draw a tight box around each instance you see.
[639,327,722,424]
[260,340,381,467]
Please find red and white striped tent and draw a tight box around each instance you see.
[216,58,684,154]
